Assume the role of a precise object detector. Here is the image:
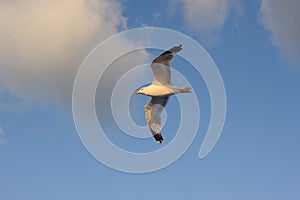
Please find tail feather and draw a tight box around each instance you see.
[180,87,192,93]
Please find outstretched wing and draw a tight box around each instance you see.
[150,44,182,85]
[144,96,169,143]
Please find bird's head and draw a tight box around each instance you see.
[134,87,148,95]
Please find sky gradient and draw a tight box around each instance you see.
[0,0,300,199]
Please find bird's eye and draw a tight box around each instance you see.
[141,89,144,90]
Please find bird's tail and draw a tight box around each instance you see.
[153,133,164,144]
[180,87,192,93]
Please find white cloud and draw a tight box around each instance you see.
[0,127,9,146]
[0,138,7,146]
[230,0,243,16]
[170,0,230,42]
[0,0,149,103]
[260,0,300,66]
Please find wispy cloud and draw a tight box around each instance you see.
[0,0,149,104]
[0,127,9,146]
[169,0,230,43]
[259,0,300,67]
[230,0,243,16]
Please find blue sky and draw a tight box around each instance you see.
[0,0,300,199]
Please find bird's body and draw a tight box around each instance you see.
[138,84,190,97]
[134,44,191,143]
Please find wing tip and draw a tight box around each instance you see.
[169,44,182,53]
[153,133,164,144]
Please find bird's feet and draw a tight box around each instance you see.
[153,133,164,144]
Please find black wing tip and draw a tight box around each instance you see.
[169,44,182,53]
[173,44,182,48]
[161,44,183,55]
[153,133,164,144]
[151,44,182,63]
[160,50,172,56]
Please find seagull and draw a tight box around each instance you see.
[134,44,191,143]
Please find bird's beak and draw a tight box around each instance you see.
[134,91,139,95]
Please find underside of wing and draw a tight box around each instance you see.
[150,44,182,85]
[150,62,171,85]
[144,96,169,143]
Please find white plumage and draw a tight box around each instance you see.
[134,44,191,143]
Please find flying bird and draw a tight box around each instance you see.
[134,44,191,143]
